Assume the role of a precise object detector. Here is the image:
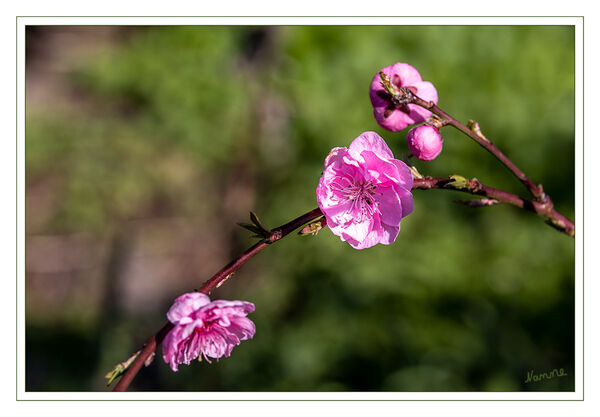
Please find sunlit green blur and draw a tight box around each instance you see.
[25,25,575,392]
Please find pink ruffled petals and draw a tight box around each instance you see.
[166,292,211,323]
[316,132,414,249]
[369,63,438,132]
[162,293,256,371]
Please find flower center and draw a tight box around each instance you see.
[331,179,378,222]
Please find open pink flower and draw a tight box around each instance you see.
[162,292,255,371]
[316,131,414,249]
[369,63,438,132]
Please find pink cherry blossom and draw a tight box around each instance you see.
[316,131,414,249]
[369,63,438,132]
[406,125,444,161]
[162,292,255,371]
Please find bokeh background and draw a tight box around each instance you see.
[25,25,575,392]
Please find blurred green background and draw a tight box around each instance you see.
[25,25,575,392]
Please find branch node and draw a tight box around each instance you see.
[105,350,141,387]
[298,216,327,236]
[216,272,235,288]
[267,229,283,243]
[425,114,449,129]
[469,177,483,193]
[467,119,490,143]
[239,212,274,240]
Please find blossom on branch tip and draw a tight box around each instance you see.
[162,292,255,371]
[369,63,438,132]
[406,125,443,161]
[316,131,414,249]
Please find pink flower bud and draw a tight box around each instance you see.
[369,63,438,132]
[406,125,443,161]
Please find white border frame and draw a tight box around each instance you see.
[16,16,584,401]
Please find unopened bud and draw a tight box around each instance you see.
[406,125,443,161]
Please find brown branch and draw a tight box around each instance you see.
[413,175,574,236]
[111,322,174,391]
[112,207,323,391]
[418,98,545,200]
[379,72,551,203]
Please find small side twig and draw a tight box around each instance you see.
[413,175,574,237]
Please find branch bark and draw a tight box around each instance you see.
[413,175,574,236]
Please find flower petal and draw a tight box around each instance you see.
[410,81,438,104]
[372,106,412,132]
[349,131,394,160]
[389,62,423,86]
[402,104,431,125]
[167,293,211,324]
[398,188,414,219]
[339,218,373,246]
[397,81,439,126]
[376,186,403,226]
[361,150,399,184]
[319,198,354,226]
[392,160,413,190]
[379,223,400,245]
[342,215,384,249]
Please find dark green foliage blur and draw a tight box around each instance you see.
[25,25,575,392]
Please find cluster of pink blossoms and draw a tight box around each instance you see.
[316,62,443,249]
[162,292,255,371]
[163,62,442,374]
[369,62,444,161]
